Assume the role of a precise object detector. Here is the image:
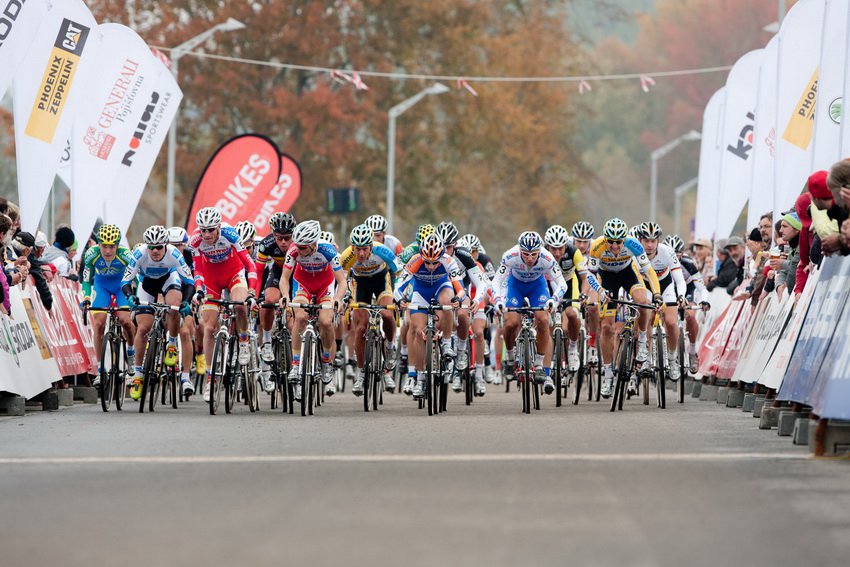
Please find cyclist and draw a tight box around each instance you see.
[459,233,499,385]
[586,218,661,398]
[571,221,595,257]
[635,221,688,387]
[663,234,711,373]
[394,233,466,399]
[543,224,600,373]
[435,222,491,395]
[365,214,403,256]
[455,233,492,396]
[320,230,337,248]
[122,226,196,399]
[235,221,258,260]
[279,220,347,399]
[80,224,135,386]
[493,231,567,395]
[397,223,436,392]
[190,207,261,402]
[256,212,296,369]
[168,226,201,391]
[340,224,403,395]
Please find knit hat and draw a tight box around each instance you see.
[34,231,49,248]
[748,228,762,243]
[54,226,75,249]
[782,211,802,231]
[795,192,813,230]
[807,170,832,200]
[13,231,35,248]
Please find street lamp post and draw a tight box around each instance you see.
[650,129,701,223]
[386,83,450,234]
[673,177,698,237]
[165,18,245,227]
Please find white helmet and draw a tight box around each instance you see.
[461,234,481,251]
[196,207,222,229]
[292,220,321,246]
[544,225,570,248]
[168,226,188,244]
[143,225,169,246]
[365,214,388,233]
[320,230,335,245]
[235,221,257,245]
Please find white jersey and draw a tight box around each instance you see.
[648,244,687,300]
[493,246,567,302]
[122,244,194,286]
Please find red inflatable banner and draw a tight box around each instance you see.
[186,134,282,233]
[252,153,302,236]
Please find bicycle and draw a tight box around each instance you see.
[207,299,246,415]
[551,305,567,408]
[83,305,131,412]
[349,302,397,412]
[504,300,545,415]
[607,298,654,412]
[262,303,294,414]
[136,302,181,413]
[241,305,262,413]
[676,304,701,404]
[289,302,336,416]
[407,301,456,416]
[645,311,668,409]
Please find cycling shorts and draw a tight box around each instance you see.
[91,277,130,310]
[599,263,645,317]
[293,266,334,304]
[409,278,454,313]
[505,276,549,308]
[202,266,247,306]
[351,269,393,304]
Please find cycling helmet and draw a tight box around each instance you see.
[167,226,188,244]
[518,231,542,252]
[196,207,222,229]
[320,230,335,244]
[235,220,257,245]
[436,221,459,246]
[269,212,296,234]
[365,214,388,233]
[628,226,640,239]
[416,223,436,244]
[603,218,628,241]
[419,233,444,262]
[350,224,373,247]
[462,233,481,251]
[97,224,121,245]
[292,220,321,246]
[544,224,570,248]
[663,234,685,254]
[636,221,663,240]
[571,221,595,240]
[143,225,169,246]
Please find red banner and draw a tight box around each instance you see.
[715,302,755,380]
[252,153,302,236]
[698,301,744,377]
[186,134,282,233]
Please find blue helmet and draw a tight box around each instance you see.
[518,231,542,252]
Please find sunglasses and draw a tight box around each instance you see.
[424,260,441,266]
[273,233,292,241]
[200,227,217,234]
[148,245,165,251]
[296,245,312,252]
[607,239,624,245]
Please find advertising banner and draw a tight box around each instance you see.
[774,0,827,216]
[748,36,780,231]
[251,153,302,236]
[811,0,849,170]
[695,87,726,240]
[732,294,794,384]
[698,300,744,377]
[0,0,49,99]
[716,301,755,380]
[730,295,772,382]
[715,49,763,240]
[13,0,100,232]
[105,58,182,235]
[186,134,282,233]
[69,23,162,246]
[778,256,850,403]
[810,279,850,419]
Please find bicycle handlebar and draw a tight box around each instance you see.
[134,301,181,311]
[406,303,457,312]
[349,302,396,311]
[604,298,656,310]
[289,302,337,310]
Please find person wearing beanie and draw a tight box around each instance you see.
[40,226,76,278]
[746,228,770,303]
[775,210,802,298]
[13,230,54,311]
[817,165,850,255]
[794,193,815,295]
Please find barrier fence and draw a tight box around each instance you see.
[0,276,95,400]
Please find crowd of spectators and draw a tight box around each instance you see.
[0,197,80,315]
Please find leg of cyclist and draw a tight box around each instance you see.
[163,287,182,368]
[565,305,580,372]
[117,309,136,369]
[663,304,679,381]
[472,303,488,395]
[585,289,601,366]
[132,312,153,400]
[91,311,108,372]
[534,309,554,392]
[260,285,280,362]
[599,307,616,398]
[179,313,195,395]
[200,306,219,402]
[351,307,368,396]
[633,286,653,365]
[229,280,250,366]
[453,305,471,392]
[437,286,456,361]
[685,309,700,373]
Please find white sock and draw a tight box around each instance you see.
[475,364,484,379]
[457,338,468,352]
[167,334,178,345]
[400,344,408,356]
[569,340,578,350]
[688,342,697,354]
[263,329,271,343]
[506,348,515,361]
[442,338,452,351]
[181,372,190,382]
[638,331,647,342]
[534,354,544,367]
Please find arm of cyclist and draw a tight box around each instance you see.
[80,247,97,304]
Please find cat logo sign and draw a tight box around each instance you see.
[24,18,90,143]
[782,69,818,151]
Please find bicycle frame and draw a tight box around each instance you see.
[136,302,180,414]
[350,302,396,412]
[290,302,335,416]
[408,302,455,416]
[504,303,545,415]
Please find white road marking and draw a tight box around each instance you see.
[0,452,809,466]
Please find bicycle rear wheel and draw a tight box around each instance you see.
[115,337,128,411]
[139,329,160,413]
[656,330,667,409]
[677,329,686,404]
[100,332,116,412]
[168,367,178,409]
[553,330,564,408]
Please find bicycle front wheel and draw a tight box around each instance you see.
[209,333,228,415]
[553,331,564,408]
[139,329,160,413]
[115,337,128,411]
[99,332,116,412]
[677,328,686,404]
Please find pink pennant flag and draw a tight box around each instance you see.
[351,71,370,91]
[640,75,656,93]
[150,47,172,71]
[456,78,479,96]
[578,80,592,95]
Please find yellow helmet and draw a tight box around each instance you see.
[416,223,436,244]
[97,224,121,245]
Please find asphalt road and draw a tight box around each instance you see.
[2,382,849,567]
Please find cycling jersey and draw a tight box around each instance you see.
[493,246,567,306]
[380,234,404,256]
[450,246,492,300]
[476,252,497,279]
[680,254,709,304]
[645,243,687,303]
[189,225,260,297]
[122,244,196,303]
[399,242,420,265]
[394,254,465,303]
[339,242,402,278]
[587,236,661,294]
[551,243,601,292]
[82,245,132,299]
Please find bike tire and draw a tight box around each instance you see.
[677,329,686,404]
[148,340,164,414]
[363,337,373,413]
[139,329,159,413]
[99,332,115,412]
[553,330,563,408]
[282,329,294,414]
[115,337,127,411]
[371,337,382,411]
[657,330,667,409]
[425,332,434,416]
[611,329,632,412]
[209,334,226,415]
[169,367,178,409]
[522,338,532,414]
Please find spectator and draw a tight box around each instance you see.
[794,191,814,295]
[747,228,770,302]
[40,226,75,278]
[812,165,850,256]
[690,237,714,279]
[6,231,32,287]
[12,231,53,310]
[775,211,802,299]
[0,214,11,315]
[759,212,774,244]
[707,236,744,293]
[34,232,49,258]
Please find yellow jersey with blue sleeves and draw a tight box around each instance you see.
[587,236,661,294]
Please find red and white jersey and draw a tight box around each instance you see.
[189,225,259,294]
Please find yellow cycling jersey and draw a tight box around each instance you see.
[587,236,661,294]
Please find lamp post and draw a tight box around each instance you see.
[386,83,450,234]
[165,18,245,227]
[650,129,701,223]
[673,177,698,237]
